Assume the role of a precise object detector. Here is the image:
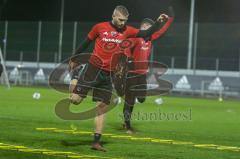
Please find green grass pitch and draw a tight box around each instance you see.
[0,86,240,159]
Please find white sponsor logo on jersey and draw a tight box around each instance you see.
[102,37,122,43]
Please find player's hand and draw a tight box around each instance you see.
[157,13,169,23]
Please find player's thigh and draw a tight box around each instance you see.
[74,63,100,96]
[92,79,113,105]
[81,63,100,82]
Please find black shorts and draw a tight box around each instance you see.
[73,63,112,105]
[125,73,147,105]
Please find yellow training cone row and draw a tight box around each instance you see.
[0,142,120,159]
[36,128,240,153]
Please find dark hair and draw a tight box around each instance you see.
[140,18,154,27]
[114,5,129,16]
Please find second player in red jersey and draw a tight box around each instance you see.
[122,12,174,133]
[126,16,174,74]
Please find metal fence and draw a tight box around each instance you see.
[0,21,240,71]
[1,62,240,99]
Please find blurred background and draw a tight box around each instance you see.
[0,0,240,99]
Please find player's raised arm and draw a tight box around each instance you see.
[135,15,166,38]
[135,20,161,38]
[151,6,175,41]
[135,6,174,38]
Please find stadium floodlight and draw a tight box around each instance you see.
[0,47,10,89]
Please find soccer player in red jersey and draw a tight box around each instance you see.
[68,5,165,151]
[122,9,174,134]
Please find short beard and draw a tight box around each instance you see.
[112,20,124,29]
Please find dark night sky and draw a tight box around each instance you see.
[0,0,239,23]
[0,0,239,68]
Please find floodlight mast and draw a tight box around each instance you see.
[58,0,65,63]
[0,47,10,89]
[187,0,196,69]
